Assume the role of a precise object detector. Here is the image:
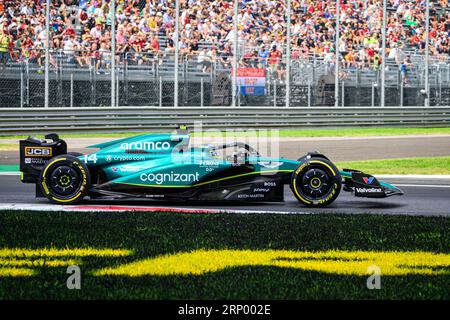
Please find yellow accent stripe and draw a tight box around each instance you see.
[309,160,336,176]
[114,170,294,188]
[42,158,66,177]
[292,177,311,204]
[42,158,67,195]
[196,170,293,187]
[51,192,82,203]
[311,177,321,188]
[113,183,191,188]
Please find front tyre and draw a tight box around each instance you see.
[290,158,341,207]
[39,155,90,205]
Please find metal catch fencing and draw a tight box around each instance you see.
[2,50,450,108]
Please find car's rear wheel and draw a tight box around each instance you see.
[39,155,90,205]
[290,158,341,207]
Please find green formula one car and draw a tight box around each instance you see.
[19,128,403,207]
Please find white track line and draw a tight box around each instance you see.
[394,184,450,188]
[376,175,450,179]
[0,203,309,215]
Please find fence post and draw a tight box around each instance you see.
[371,82,375,107]
[26,62,30,107]
[238,79,241,107]
[70,73,74,108]
[334,0,340,107]
[116,74,119,106]
[273,80,277,107]
[201,77,204,107]
[438,68,442,106]
[183,57,188,106]
[20,66,24,108]
[111,0,116,107]
[424,0,430,107]
[44,0,49,108]
[57,58,63,106]
[312,55,316,83]
[307,80,311,107]
[91,59,96,105]
[400,78,403,107]
[285,0,291,108]
[174,0,180,108]
[380,0,386,107]
[232,0,238,107]
[447,68,450,85]
[159,76,162,107]
[124,53,129,105]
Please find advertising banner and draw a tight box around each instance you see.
[236,68,266,96]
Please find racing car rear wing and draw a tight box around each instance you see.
[19,134,67,184]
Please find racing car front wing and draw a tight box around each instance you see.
[341,169,404,198]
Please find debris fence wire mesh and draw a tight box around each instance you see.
[2,49,450,107]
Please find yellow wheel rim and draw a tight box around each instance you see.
[310,177,322,188]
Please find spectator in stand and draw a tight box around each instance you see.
[241,51,253,68]
[268,45,283,80]
[258,44,269,67]
[0,0,447,75]
[400,54,413,85]
[96,40,111,74]
[0,28,10,68]
[198,46,212,73]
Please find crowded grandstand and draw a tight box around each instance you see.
[0,0,449,107]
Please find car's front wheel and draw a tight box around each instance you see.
[290,158,341,207]
[39,155,90,205]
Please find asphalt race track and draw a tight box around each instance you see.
[1,135,449,216]
[0,174,448,216]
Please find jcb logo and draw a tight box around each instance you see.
[25,147,52,157]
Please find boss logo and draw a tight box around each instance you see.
[25,147,52,157]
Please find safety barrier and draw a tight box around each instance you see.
[0,106,449,135]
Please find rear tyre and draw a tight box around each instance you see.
[290,158,341,207]
[39,155,90,205]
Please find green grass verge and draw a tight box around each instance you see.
[1,127,450,140]
[0,144,17,151]
[0,211,448,299]
[272,127,450,138]
[337,156,450,175]
[0,164,19,172]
